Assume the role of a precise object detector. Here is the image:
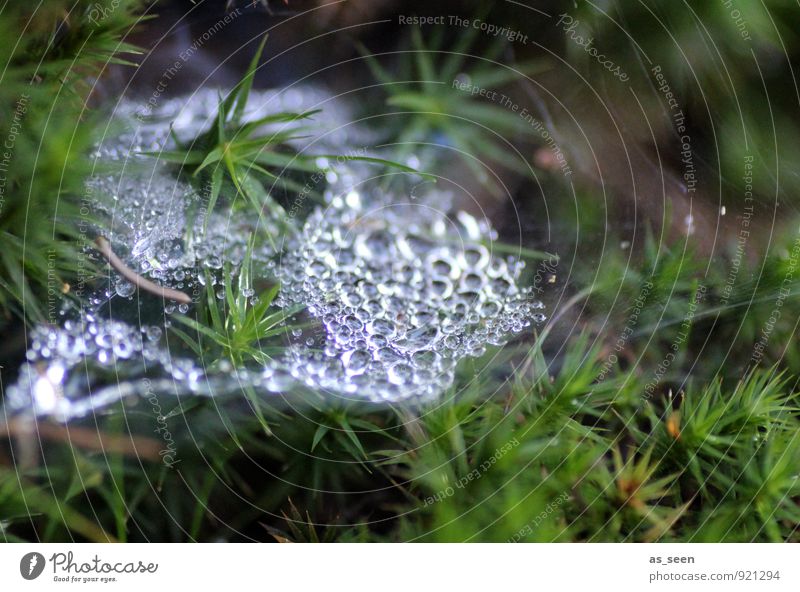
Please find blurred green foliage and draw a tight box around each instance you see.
[0,0,145,322]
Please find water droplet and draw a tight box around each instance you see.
[115,280,135,298]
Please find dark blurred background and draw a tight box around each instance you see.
[104,0,797,277]
[109,0,800,366]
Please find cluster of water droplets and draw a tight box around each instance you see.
[266,190,545,402]
[4,86,546,420]
[101,86,374,160]
[84,85,374,306]
[6,318,199,420]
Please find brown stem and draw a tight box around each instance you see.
[94,236,192,304]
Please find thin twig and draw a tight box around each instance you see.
[0,416,164,460]
[94,236,192,304]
